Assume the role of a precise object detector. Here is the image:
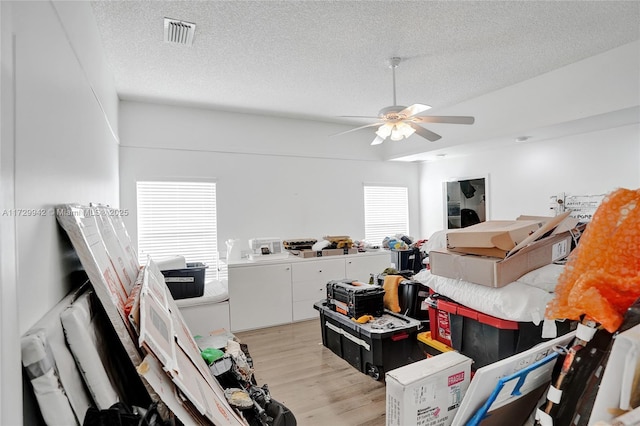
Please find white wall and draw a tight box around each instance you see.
[1,1,119,423]
[419,123,640,236]
[119,101,422,255]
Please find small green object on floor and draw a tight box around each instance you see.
[201,347,225,365]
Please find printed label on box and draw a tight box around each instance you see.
[437,311,451,344]
[164,277,195,283]
[551,239,569,261]
[565,194,605,222]
[449,383,464,411]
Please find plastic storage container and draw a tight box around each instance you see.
[397,280,431,321]
[416,331,454,358]
[389,248,424,274]
[428,295,561,369]
[161,262,207,300]
[314,300,422,380]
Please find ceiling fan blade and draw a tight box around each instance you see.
[371,135,385,145]
[339,115,383,119]
[408,122,442,142]
[399,103,431,117]
[412,116,475,125]
[331,122,382,137]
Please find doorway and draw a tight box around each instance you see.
[445,177,487,229]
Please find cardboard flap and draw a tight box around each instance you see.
[448,246,510,258]
[490,233,518,251]
[447,220,542,249]
[507,211,572,257]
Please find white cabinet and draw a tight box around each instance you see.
[228,251,391,331]
[291,258,344,321]
[345,252,390,282]
[228,263,292,332]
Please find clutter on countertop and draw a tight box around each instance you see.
[282,238,317,250]
[285,234,364,257]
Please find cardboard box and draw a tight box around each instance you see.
[320,248,343,257]
[448,212,574,259]
[297,248,345,258]
[447,219,542,251]
[386,351,472,426]
[297,250,317,258]
[430,232,572,287]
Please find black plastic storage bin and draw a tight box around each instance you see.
[161,262,207,300]
[314,300,422,380]
[397,280,431,321]
[429,297,575,369]
[326,279,385,318]
[389,248,424,274]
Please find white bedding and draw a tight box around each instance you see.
[414,263,565,324]
[175,279,229,307]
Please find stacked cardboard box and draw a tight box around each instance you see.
[430,212,576,288]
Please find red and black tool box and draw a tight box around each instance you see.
[314,300,422,380]
[326,279,384,318]
[427,293,574,369]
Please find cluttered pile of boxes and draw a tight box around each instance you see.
[312,197,640,425]
[419,213,578,364]
[385,213,584,426]
[314,212,587,425]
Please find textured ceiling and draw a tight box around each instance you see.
[91,1,640,141]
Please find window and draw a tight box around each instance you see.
[364,185,409,245]
[136,181,220,279]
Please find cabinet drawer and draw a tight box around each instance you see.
[293,300,321,322]
[291,258,345,281]
[292,282,325,302]
[345,253,391,282]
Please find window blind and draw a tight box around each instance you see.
[136,181,219,277]
[364,185,409,245]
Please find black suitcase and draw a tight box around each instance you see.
[326,279,385,318]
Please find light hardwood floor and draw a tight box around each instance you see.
[235,319,387,426]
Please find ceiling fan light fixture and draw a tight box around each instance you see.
[390,130,404,141]
[395,122,416,139]
[376,121,415,141]
[335,56,474,144]
[375,123,393,138]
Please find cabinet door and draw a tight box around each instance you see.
[345,253,391,283]
[228,263,292,332]
[291,258,344,321]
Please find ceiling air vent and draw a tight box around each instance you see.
[163,18,196,46]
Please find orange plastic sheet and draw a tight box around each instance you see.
[546,188,640,332]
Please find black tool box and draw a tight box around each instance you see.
[326,279,384,318]
[314,300,422,380]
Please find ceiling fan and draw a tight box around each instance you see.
[337,57,475,145]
